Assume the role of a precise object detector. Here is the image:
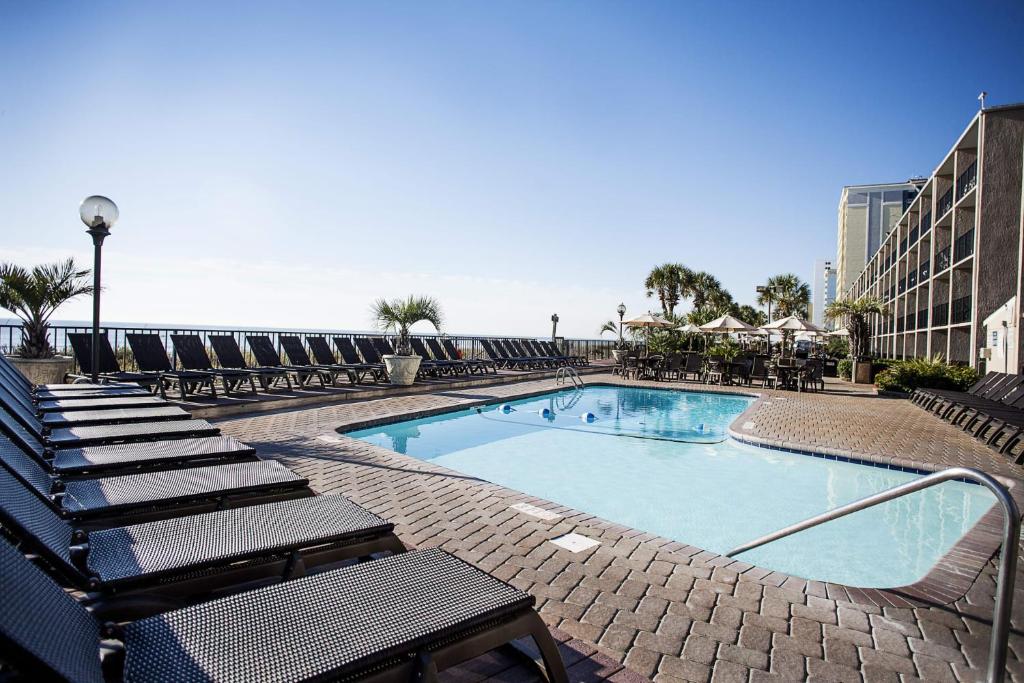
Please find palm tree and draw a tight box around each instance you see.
[688,271,724,311]
[370,295,444,356]
[826,295,886,358]
[0,258,93,358]
[757,273,811,320]
[644,263,692,317]
[599,321,618,336]
[734,304,766,327]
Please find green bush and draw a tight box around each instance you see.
[874,355,978,393]
[837,358,852,380]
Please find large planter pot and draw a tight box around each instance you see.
[6,355,75,386]
[383,355,421,386]
[852,358,874,384]
[612,349,628,363]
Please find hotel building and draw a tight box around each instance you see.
[844,103,1024,370]
[811,259,837,329]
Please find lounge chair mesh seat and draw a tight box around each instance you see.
[34,387,151,400]
[36,396,167,412]
[59,460,305,516]
[47,418,220,447]
[122,547,532,681]
[40,405,190,428]
[52,436,256,475]
[86,494,393,585]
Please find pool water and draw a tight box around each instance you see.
[347,385,995,588]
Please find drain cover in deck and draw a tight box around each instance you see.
[510,502,561,521]
[549,533,600,553]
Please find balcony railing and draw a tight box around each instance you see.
[898,278,906,294]
[956,160,977,200]
[921,212,931,235]
[954,228,975,263]
[933,302,949,326]
[936,246,951,272]
[951,296,972,324]
[919,260,930,280]
[899,237,908,255]
[937,187,954,218]
[917,309,928,329]
[908,270,917,288]
[909,225,919,244]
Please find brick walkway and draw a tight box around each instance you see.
[215,374,1024,682]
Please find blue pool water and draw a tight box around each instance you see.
[348,385,995,588]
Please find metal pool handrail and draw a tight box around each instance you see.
[725,467,1019,683]
[555,366,584,389]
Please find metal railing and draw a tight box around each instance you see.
[954,228,976,263]
[937,186,954,218]
[555,366,584,389]
[957,160,978,201]
[952,295,973,324]
[933,302,949,327]
[0,323,618,371]
[726,467,1019,683]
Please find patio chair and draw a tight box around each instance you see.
[246,335,330,388]
[0,539,567,683]
[911,371,999,408]
[373,337,446,377]
[542,340,587,366]
[355,337,388,367]
[0,433,308,530]
[0,468,404,621]
[432,338,495,374]
[0,373,160,418]
[930,374,1018,420]
[480,339,519,369]
[126,334,218,401]
[0,407,254,478]
[798,360,824,392]
[410,338,464,375]
[171,334,259,396]
[333,336,388,381]
[0,354,141,395]
[523,340,564,366]
[679,353,702,381]
[279,336,356,386]
[208,334,293,391]
[508,339,557,367]
[307,336,380,384]
[66,333,164,393]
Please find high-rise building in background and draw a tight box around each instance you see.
[836,180,925,297]
[812,259,837,328]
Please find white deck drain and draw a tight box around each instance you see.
[549,533,600,553]
[317,435,344,443]
[510,502,561,521]
[742,421,755,430]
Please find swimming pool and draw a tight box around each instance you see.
[347,385,995,588]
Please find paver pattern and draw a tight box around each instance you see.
[215,373,1024,682]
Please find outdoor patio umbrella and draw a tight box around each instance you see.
[675,322,702,350]
[698,315,756,333]
[625,313,673,352]
[829,327,850,337]
[763,315,824,357]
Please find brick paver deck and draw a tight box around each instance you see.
[215,373,1024,682]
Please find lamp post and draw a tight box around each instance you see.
[616,302,626,346]
[79,196,119,383]
[550,313,559,342]
[756,285,777,356]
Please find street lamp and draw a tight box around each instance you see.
[616,302,626,345]
[79,196,119,383]
[550,313,559,342]
[756,285,778,355]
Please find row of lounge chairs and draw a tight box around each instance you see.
[69,333,579,400]
[911,371,1024,460]
[0,353,568,682]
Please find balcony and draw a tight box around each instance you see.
[917,309,928,329]
[920,212,932,235]
[933,302,949,326]
[953,228,975,262]
[897,316,905,333]
[936,246,951,272]
[908,270,917,288]
[956,160,977,200]
[909,225,919,244]
[919,260,929,280]
[951,295,972,324]
[899,237,908,255]
[898,277,906,294]
[937,187,954,218]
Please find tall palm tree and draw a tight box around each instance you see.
[644,263,693,317]
[757,273,811,320]
[0,258,93,358]
[689,271,724,311]
[826,296,886,358]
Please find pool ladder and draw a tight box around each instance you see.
[555,366,584,389]
[726,467,1019,683]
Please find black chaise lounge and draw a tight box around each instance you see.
[410,338,465,375]
[355,337,394,373]
[0,370,166,415]
[208,334,293,391]
[0,407,253,477]
[0,347,152,401]
[171,334,259,396]
[373,337,449,377]
[0,433,308,530]
[0,469,402,621]
[308,336,382,384]
[0,538,567,683]
[1,382,190,430]
[336,336,388,381]
[126,334,219,401]
[433,338,496,374]
[246,335,330,387]
[279,336,356,386]
[66,333,165,393]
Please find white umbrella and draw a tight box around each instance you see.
[762,315,825,333]
[699,314,756,333]
[624,313,674,329]
[675,322,702,333]
[829,327,850,337]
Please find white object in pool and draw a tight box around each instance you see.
[580,412,596,423]
[549,533,600,553]
[538,407,552,418]
[510,502,561,521]
[499,404,513,413]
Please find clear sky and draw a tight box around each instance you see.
[2,1,1023,338]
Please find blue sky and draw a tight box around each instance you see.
[2,1,1023,337]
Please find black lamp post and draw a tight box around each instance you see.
[616,302,626,345]
[79,196,119,383]
[550,313,559,342]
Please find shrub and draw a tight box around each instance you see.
[874,355,979,393]
[837,358,852,380]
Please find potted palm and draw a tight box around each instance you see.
[825,295,886,384]
[371,295,443,385]
[600,320,630,362]
[0,259,93,384]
